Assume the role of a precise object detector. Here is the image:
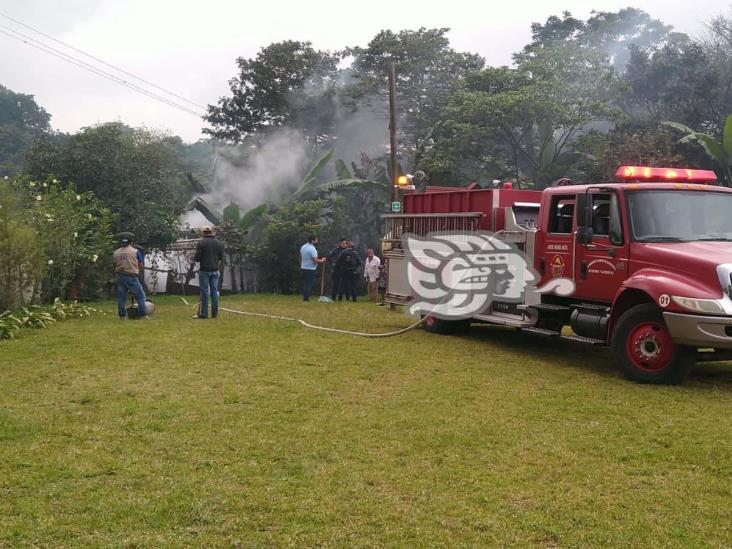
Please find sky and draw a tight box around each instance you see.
[0,0,728,142]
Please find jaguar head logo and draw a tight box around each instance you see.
[403,231,575,320]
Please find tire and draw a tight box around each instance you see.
[611,303,695,384]
[422,314,470,335]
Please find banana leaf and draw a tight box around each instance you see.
[239,203,268,230]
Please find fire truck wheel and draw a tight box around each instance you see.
[612,303,695,384]
[422,314,470,335]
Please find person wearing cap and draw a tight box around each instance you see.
[113,233,148,319]
[193,226,224,319]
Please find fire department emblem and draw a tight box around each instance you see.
[404,231,575,320]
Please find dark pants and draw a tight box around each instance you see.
[330,270,341,300]
[302,268,317,301]
[339,271,356,301]
[198,270,220,318]
[117,273,147,318]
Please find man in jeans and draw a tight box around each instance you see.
[300,235,325,301]
[113,233,148,319]
[194,226,224,319]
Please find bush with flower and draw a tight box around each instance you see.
[3,175,115,304]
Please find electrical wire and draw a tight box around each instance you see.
[0,10,208,111]
[0,26,206,118]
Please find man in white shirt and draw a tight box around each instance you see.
[363,248,381,302]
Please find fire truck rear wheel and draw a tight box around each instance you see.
[612,303,695,384]
[422,314,470,335]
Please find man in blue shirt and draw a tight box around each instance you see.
[300,235,325,301]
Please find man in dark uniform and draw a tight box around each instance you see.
[335,241,361,302]
[328,238,348,300]
[346,240,362,301]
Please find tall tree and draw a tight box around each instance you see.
[522,8,670,71]
[429,42,619,187]
[204,41,340,144]
[0,84,51,176]
[623,33,724,132]
[25,122,189,246]
[349,28,484,170]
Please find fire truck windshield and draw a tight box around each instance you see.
[627,190,732,242]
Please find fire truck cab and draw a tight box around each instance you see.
[383,167,732,384]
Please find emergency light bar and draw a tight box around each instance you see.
[616,166,717,183]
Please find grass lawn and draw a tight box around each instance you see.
[2,294,732,547]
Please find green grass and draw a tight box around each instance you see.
[1,294,732,547]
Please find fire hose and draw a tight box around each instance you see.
[181,298,428,338]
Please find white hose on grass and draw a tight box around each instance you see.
[181,298,427,338]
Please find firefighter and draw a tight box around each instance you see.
[336,240,361,302]
[328,238,348,300]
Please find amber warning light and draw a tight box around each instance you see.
[616,166,717,183]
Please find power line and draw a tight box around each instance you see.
[0,26,206,118]
[0,10,208,111]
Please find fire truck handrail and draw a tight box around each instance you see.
[382,212,484,219]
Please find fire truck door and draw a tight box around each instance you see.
[542,194,576,288]
[574,192,629,302]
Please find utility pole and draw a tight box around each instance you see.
[388,61,398,204]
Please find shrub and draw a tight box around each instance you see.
[13,176,115,303]
[0,311,22,340]
[0,179,45,311]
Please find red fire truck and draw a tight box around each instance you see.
[383,166,732,384]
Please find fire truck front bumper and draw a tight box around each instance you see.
[663,312,732,349]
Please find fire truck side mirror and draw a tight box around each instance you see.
[576,226,594,245]
[575,192,594,244]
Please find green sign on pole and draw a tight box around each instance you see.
[391,201,401,213]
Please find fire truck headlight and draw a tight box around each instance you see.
[671,296,726,314]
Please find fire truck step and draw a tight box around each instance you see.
[561,334,606,345]
[522,327,561,337]
[518,303,569,312]
[571,303,609,314]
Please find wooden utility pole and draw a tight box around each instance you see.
[388,61,398,203]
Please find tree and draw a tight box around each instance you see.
[523,8,671,71]
[251,200,328,293]
[665,114,732,185]
[573,123,690,183]
[429,42,619,187]
[204,41,340,144]
[25,122,190,246]
[623,33,724,131]
[349,28,484,170]
[0,84,51,176]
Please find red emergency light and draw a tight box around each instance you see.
[616,165,717,183]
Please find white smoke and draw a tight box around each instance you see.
[205,128,311,212]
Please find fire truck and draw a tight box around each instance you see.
[383,166,732,384]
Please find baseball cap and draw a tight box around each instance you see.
[119,231,135,245]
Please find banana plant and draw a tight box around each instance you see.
[665,114,732,186]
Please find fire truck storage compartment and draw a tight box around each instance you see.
[404,188,541,232]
